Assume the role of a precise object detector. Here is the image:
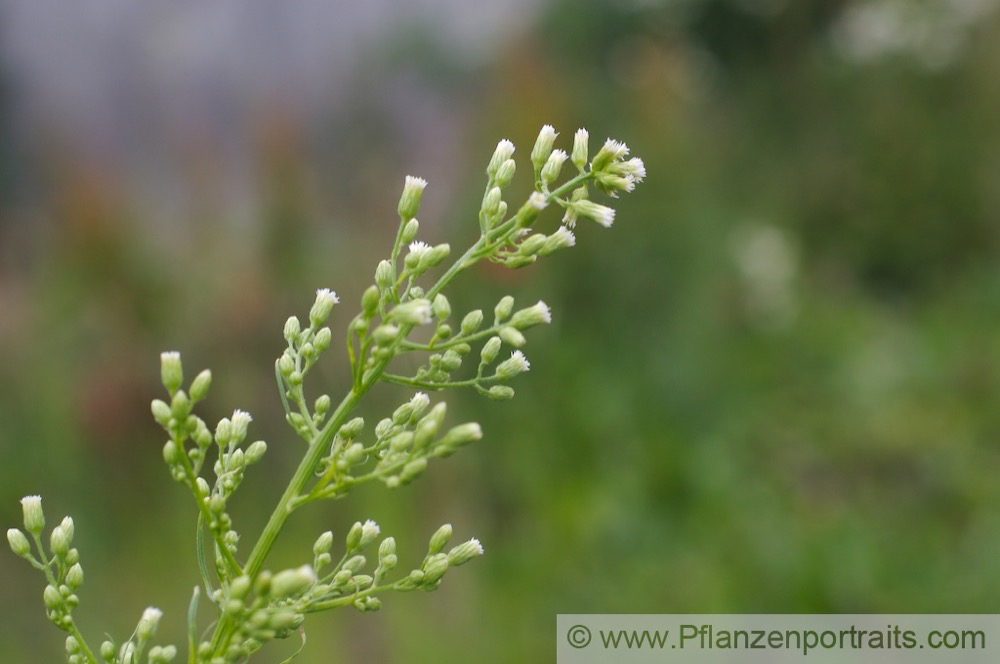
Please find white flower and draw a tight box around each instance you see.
[528,191,548,210]
[602,139,630,160]
[408,241,431,259]
[572,128,589,168]
[231,409,253,440]
[411,392,430,410]
[496,350,531,380]
[310,288,339,325]
[572,200,615,228]
[548,226,576,248]
[315,287,340,305]
[510,301,552,329]
[361,520,381,547]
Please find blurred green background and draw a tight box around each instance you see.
[3,0,1000,661]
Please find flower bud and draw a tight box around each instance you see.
[432,294,451,321]
[496,351,531,380]
[361,285,380,318]
[518,233,547,257]
[43,584,62,610]
[421,553,449,585]
[270,565,316,599]
[482,186,502,217]
[440,423,483,449]
[160,351,183,395]
[170,390,191,420]
[229,575,251,600]
[66,563,84,589]
[486,139,515,178]
[480,336,502,365]
[530,124,558,172]
[413,402,447,449]
[151,399,171,427]
[309,288,339,327]
[510,301,552,329]
[283,316,301,343]
[401,217,420,244]
[313,531,334,556]
[379,537,396,561]
[499,326,526,348]
[540,149,568,185]
[314,326,332,352]
[514,192,548,228]
[420,243,451,271]
[389,299,433,326]
[571,128,589,170]
[375,260,394,291]
[494,296,514,322]
[400,458,427,484]
[372,324,400,345]
[460,310,483,335]
[487,385,515,400]
[340,417,365,439]
[495,159,516,188]
[190,369,212,402]
[7,528,30,557]
[100,641,114,660]
[21,496,44,535]
[137,607,163,641]
[344,554,367,574]
[231,410,253,442]
[541,227,576,255]
[50,525,70,557]
[447,538,484,566]
[398,175,428,220]
[428,524,452,554]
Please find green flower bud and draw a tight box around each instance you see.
[495,158,516,188]
[229,575,251,600]
[510,301,552,329]
[50,525,70,557]
[540,226,576,255]
[190,369,212,402]
[361,285,381,318]
[66,636,79,654]
[268,609,304,631]
[254,570,272,597]
[277,352,295,377]
[245,440,267,465]
[428,524,452,554]
[571,128,589,170]
[440,350,462,371]
[309,288,339,327]
[496,350,531,380]
[541,149,568,185]
[447,538,484,566]
[398,175,428,220]
[379,537,396,560]
[420,243,451,271]
[388,431,414,452]
[389,299,432,326]
[160,351,183,395]
[375,260,394,291]
[494,296,514,322]
[100,641,114,660]
[270,565,316,599]
[499,326,526,348]
[283,316,301,344]
[227,411,250,444]
[340,417,365,439]
[43,584,62,610]
[66,563,84,589]
[343,442,366,467]
[530,124,557,172]
[151,399,171,427]
[21,496,44,535]
[314,326,332,352]
[487,385,515,400]
[518,233,547,257]
[347,520,380,552]
[137,607,163,641]
[65,548,79,566]
[413,402,447,449]
[344,554,367,574]
[421,553,449,585]
[514,192,547,228]
[313,531,333,556]
[170,390,190,420]
[7,528,30,557]
[372,324,400,345]
[397,217,420,247]
[480,336,502,365]
[483,186,502,217]
[460,310,483,335]
[486,139,515,178]
[440,423,483,450]
[400,458,427,484]
[432,294,451,321]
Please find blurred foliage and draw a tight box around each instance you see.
[2,0,1000,661]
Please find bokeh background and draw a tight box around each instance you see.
[3,0,1000,661]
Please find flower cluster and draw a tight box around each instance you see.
[8,124,643,663]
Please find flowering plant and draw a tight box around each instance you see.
[7,125,644,663]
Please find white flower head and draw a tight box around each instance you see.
[573,200,616,228]
[403,175,428,192]
[411,392,430,410]
[528,191,548,210]
[408,241,431,259]
[550,226,576,248]
[602,139,630,160]
[494,139,515,162]
[231,409,253,440]
[510,350,530,372]
[310,288,339,325]
[572,128,590,168]
[360,519,381,548]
